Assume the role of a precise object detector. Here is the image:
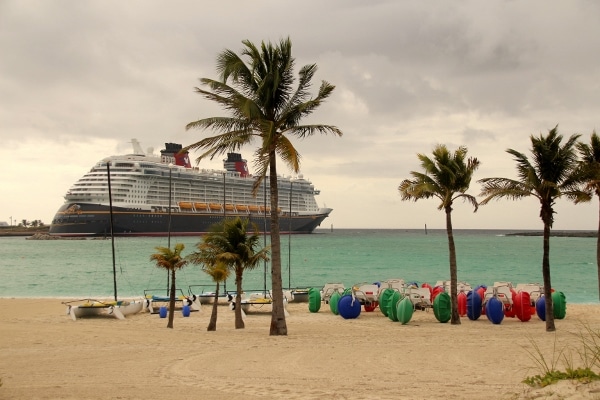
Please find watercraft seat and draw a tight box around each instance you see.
[484,285,513,306]
[321,283,345,303]
[378,279,405,294]
[351,283,379,304]
[405,287,432,309]
[435,280,472,294]
[515,283,543,305]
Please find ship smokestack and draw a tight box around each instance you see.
[161,143,191,168]
[224,153,249,177]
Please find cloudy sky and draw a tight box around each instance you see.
[2,0,599,230]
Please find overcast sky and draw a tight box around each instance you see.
[2,0,599,230]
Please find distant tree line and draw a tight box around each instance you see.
[10,219,45,228]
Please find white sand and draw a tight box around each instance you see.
[1,299,599,399]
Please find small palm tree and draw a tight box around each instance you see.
[191,217,270,329]
[479,126,589,331]
[576,131,600,301]
[150,243,188,329]
[203,261,230,331]
[184,37,341,335]
[399,144,480,325]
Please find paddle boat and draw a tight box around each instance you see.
[63,298,143,321]
[351,282,380,311]
[188,284,229,305]
[143,288,200,314]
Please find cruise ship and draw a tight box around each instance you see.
[48,139,332,237]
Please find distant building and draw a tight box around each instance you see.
[0,222,8,227]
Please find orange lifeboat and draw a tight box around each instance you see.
[179,202,193,210]
[237,204,249,212]
[194,203,208,210]
[209,203,222,211]
[248,205,259,212]
[224,204,235,211]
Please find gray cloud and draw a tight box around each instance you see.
[1,0,599,229]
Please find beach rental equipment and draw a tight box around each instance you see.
[182,305,191,317]
[431,285,444,303]
[159,306,168,318]
[329,291,342,315]
[551,291,567,319]
[378,288,395,317]
[397,296,413,325]
[338,295,361,319]
[387,291,403,322]
[466,290,482,320]
[364,301,378,312]
[308,288,321,313]
[457,292,467,317]
[512,291,532,322]
[433,291,451,323]
[535,296,546,320]
[485,297,504,324]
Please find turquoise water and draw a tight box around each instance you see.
[0,229,598,303]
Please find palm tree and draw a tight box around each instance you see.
[399,144,480,325]
[479,126,589,331]
[576,131,600,301]
[183,37,342,335]
[190,217,270,329]
[202,261,230,331]
[150,243,188,329]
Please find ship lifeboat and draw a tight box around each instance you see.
[209,203,222,211]
[194,203,208,210]
[225,204,235,211]
[248,205,260,213]
[178,202,193,210]
[237,204,249,212]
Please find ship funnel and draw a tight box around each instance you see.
[160,143,192,168]
[224,153,249,177]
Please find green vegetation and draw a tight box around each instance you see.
[523,324,600,387]
[150,243,188,329]
[188,217,269,330]
[479,126,590,332]
[577,131,600,302]
[399,145,480,325]
[183,37,342,335]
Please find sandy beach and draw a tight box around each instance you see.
[1,299,599,400]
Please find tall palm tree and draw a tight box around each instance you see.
[479,126,589,332]
[576,131,600,301]
[399,145,480,325]
[183,37,342,335]
[190,217,270,329]
[150,243,188,329]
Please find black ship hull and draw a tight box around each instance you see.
[49,203,329,237]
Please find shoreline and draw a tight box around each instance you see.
[505,230,598,238]
[1,299,599,399]
[2,229,598,238]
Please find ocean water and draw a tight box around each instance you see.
[0,229,598,304]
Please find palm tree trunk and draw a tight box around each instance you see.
[235,269,244,329]
[597,198,600,302]
[268,154,287,336]
[167,269,176,329]
[542,220,556,332]
[445,206,460,325]
[207,282,219,331]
